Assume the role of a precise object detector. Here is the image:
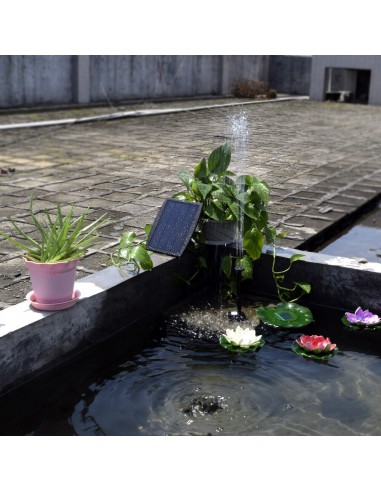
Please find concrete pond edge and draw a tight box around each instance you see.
[0,246,381,398]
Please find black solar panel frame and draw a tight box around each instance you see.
[146,199,202,257]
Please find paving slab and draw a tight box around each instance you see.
[1,97,381,308]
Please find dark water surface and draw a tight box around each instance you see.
[317,201,381,262]
[1,298,381,436]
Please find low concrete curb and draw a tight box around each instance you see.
[0,251,201,397]
[246,246,381,313]
[0,96,308,130]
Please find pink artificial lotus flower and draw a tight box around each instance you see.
[345,307,381,326]
[296,334,336,354]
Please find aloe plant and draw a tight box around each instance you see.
[0,198,109,263]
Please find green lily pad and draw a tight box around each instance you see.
[219,335,265,353]
[291,341,338,360]
[341,315,381,332]
[256,302,313,328]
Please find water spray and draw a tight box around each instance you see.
[228,263,246,322]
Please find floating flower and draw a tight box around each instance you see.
[224,326,262,348]
[295,334,336,354]
[345,307,381,326]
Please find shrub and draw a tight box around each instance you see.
[232,78,277,99]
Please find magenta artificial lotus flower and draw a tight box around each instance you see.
[296,334,336,354]
[345,307,381,326]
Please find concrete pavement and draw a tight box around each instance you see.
[1,96,381,309]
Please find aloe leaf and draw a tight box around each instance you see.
[0,231,41,257]
[5,218,41,249]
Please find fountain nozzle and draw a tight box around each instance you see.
[228,309,247,322]
[228,264,246,322]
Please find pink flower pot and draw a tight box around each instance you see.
[24,258,79,305]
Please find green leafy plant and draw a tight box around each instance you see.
[173,142,276,297]
[173,142,236,222]
[271,245,311,304]
[0,198,109,263]
[111,225,153,272]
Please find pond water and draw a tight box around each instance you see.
[1,297,381,436]
[317,200,381,262]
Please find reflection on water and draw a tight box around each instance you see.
[5,299,381,437]
[318,225,381,262]
[317,201,381,262]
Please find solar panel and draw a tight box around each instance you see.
[146,199,202,257]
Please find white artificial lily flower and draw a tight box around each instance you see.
[225,325,262,348]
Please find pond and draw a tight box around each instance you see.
[1,296,381,436]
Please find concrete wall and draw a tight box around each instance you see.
[268,55,312,94]
[0,55,308,109]
[0,55,75,108]
[89,55,223,101]
[310,55,381,105]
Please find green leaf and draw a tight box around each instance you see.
[177,171,193,190]
[221,254,232,278]
[236,255,253,279]
[145,224,152,236]
[295,282,311,294]
[265,226,277,244]
[235,174,254,187]
[194,180,213,199]
[204,203,226,221]
[197,256,207,269]
[172,191,194,202]
[243,202,261,220]
[211,188,233,205]
[252,181,270,204]
[194,158,209,180]
[290,254,305,263]
[228,202,240,220]
[120,231,136,248]
[0,199,108,263]
[243,228,264,261]
[129,245,153,271]
[207,142,231,176]
[277,230,288,239]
